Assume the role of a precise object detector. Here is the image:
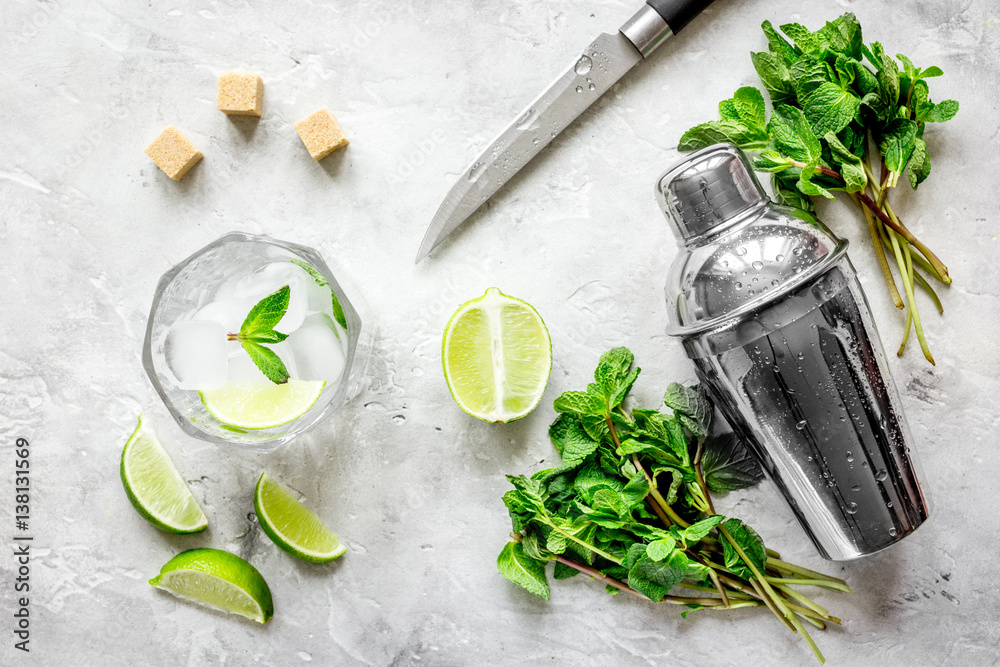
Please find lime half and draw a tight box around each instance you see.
[254,473,347,563]
[199,380,326,430]
[150,548,274,623]
[442,287,552,423]
[120,415,208,534]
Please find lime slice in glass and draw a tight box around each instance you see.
[254,473,347,563]
[442,287,552,423]
[120,415,208,534]
[199,380,326,430]
[149,548,274,624]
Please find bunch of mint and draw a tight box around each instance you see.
[498,348,850,664]
[679,13,957,365]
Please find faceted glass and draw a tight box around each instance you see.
[142,232,368,451]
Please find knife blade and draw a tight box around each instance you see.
[416,0,717,263]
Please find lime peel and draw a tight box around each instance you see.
[254,473,347,563]
[149,548,274,624]
[120,415,208,534]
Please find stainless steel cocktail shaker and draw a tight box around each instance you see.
[657,144,929,560]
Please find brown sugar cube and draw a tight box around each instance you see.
[217,72,263,116]
[144,126,203,181]
[294,108,349,161]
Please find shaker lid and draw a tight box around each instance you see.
[656,144,765,243]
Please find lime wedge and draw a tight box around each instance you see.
[199,380,326,430]
[120,415,208,534]
[254,473,347,563]
[149,548,274,624]
[442,287,552,423]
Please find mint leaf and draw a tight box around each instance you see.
[802,82,861,136]
[753,150,794,173]
[239,285,290,337]
[553,390,606,416]
[700,433,764,493]
[779,22,821,55]
[798,163,836,200]
[772,173,815,212]
[791,58,836,102]
[751,52,795,106]
[663,383,711,440]
[553,562,579,579]
[877,118,918,173]
[907,137,930,189]
[732,87,767,129]
[825,131,867,192]
[819,13,863,60]
[918,99,959,123]
[678,120,769,152]
[761,20,799,64]
[497,542,550,600]
[594,347,640,409]
[241,330,289,345]
[767,105,822,162]
[720,518,767,580]
[674,515,725,547]
[241,340,290,384]
[628,544,706,602]
[719,98,740,121]
[919,65,943,78]
[646,537,676,562]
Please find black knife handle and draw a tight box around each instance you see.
[647,0,716,34]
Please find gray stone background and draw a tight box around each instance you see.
[1,0,998,664]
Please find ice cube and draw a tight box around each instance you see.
[227,341,299,382]
[194,297,257,334]
[164,320,229,390]
[285,316,346,383]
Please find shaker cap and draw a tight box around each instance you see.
[656,144,765,243]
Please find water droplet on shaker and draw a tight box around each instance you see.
[793,247,803,256]
[888,527,897,536]
[846,451,854,462]
[775,254,784,262]
[886,501,893,508]
[574,55,593,75]
[796,420,807,430]
[772,279,780,287]
[876,469,888,482]
[735,282,742,289]
[845,502,858,515]
[752,260,763,270]
[737,247,747,256]
[851,484,861,492]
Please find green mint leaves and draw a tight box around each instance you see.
[496,347,849,662]
[679,12,958,365]
[233,285,291,384]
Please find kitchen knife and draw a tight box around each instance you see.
[416,0,717,263]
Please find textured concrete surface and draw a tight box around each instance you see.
[1,0,998,665]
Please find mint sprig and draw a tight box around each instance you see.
[498,347,849,664]
[678,12,958,365]
[228,285,291,384]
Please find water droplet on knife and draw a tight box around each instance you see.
[588,83,596,91]
[575,86,583,93]
[468,162,485,182]
[574,55,592,75]
[515,108,538,130]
